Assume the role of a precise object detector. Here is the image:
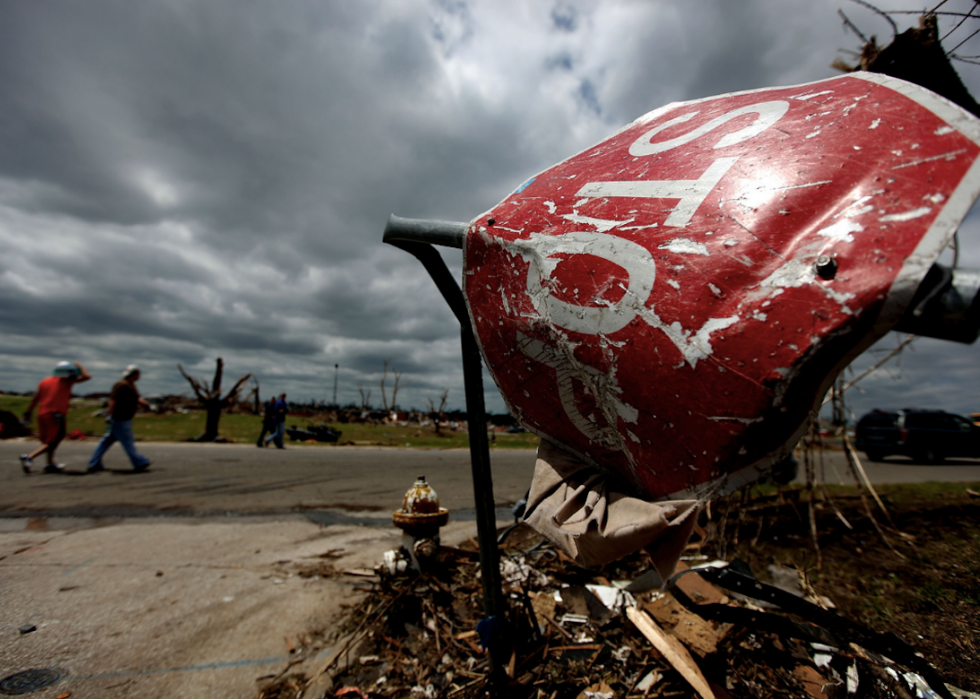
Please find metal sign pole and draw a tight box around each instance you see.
[382,218,509,683]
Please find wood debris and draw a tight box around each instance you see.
[254,516,959,698]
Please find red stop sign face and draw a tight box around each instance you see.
[463,73,980,500]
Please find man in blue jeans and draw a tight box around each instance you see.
[88,365,153,472]
[263,393,288,449]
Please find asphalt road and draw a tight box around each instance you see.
[3,440,979,699]
[0,441,538,520]
[3,440,980,520]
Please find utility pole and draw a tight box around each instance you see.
[333,364,339,406]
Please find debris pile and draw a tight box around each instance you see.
[286,424,343,443]
[258,500,979,699]
[0,409,31,439]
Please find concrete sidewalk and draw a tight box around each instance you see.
[0,515,484,699]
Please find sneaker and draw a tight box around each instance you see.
[43,463,66,474]
[19,454,32,474]
[134,460,152,472]
[87,463,105,473]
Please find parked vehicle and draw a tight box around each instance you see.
[855,409,980,462]
[770,455,799,485]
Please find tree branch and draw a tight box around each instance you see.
[221,373,253,405]
[838,8,870,43]
[847,0,898,39]
[178,364,209,403]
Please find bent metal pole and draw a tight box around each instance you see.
[382,216,509,680]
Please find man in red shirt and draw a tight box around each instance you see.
[20,361,91,473]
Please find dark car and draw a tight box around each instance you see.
[855,409,980,462]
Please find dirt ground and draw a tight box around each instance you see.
[717,482,980,693]
[267,481,980,698]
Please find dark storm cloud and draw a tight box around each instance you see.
[551,3,579,33]
[545,53,575,72]
[577,79,602,116]
[2,0,980,418]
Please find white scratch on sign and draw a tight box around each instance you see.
[880,206,931,222]
[659,238,710,256]
[792,90,834,101]
[760,258,815,290]
[516,332,638,464]
[757,258,855,312]
[892,149,968,169]
[748,180,833,194]
[818,219,863,243]
[561,210,635,232]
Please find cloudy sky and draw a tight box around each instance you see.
[2,0,980,421]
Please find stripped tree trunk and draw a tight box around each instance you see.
[178,358,252,442]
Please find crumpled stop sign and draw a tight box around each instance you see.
[463,73,980,500]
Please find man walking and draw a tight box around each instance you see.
[263,393,288,449]
[256,397,276,447]
[87,365,152,472]
[20,361,91,473]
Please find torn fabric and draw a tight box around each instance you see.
[523,440,700,574]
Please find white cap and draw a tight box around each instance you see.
[53,361,76,378]
[123,364,140,378]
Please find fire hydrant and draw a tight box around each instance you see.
[391,475,449,571]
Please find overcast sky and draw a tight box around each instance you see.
[2,0,980,421]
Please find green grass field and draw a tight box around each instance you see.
[0,394,540,449]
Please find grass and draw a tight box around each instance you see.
[0,394,540,449]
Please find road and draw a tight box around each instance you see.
[3,440,979,698]
[0,441,538,520]
[1,441,534,699]
[791,450,980,487]
[3,440,980,521]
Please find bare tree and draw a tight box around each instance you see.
[425,389,450,436]
[358,387,372,411]
[380,359,411,412]
[391,371,410,412]
[246,376,261,415]
[178,358,252,442]
[833,4,980,118]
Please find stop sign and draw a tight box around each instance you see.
[463,72,980,500]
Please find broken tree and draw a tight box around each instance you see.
[177,358,251,442]
[833,5,980,118]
